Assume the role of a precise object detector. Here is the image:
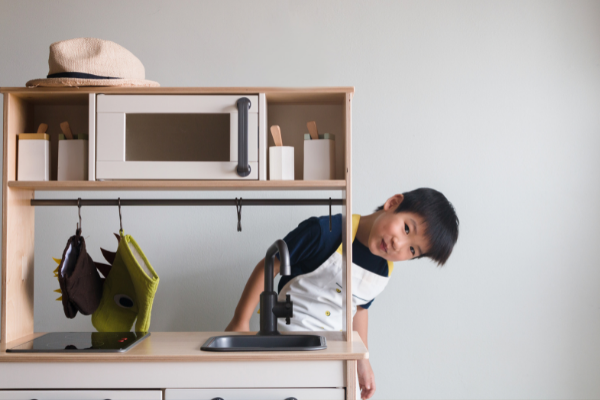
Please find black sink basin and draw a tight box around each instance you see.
[200,334,327,352]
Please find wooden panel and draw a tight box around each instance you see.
[165,388,344,400]
[267,104,345,181]
[7,179,346,191]
[0,391,162,400]
[1,94,35,343]
[346,360,358,400]
[0,331,367,362]
[0,360,344,389]
[342,93,353,339]
[88,93,96,180]
[33,103,89,180]
[1,87,354,105]
[3,92,89,105]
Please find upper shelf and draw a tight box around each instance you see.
[0,86,354,104]
[3,87,352,191]
[8,180,347,191]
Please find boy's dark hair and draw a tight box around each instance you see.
[375,188,459,266]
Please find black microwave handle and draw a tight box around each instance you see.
[236,97,252,177]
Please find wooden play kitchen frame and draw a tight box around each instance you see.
[0,86,365,400]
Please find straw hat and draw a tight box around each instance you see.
[26,38,160,87]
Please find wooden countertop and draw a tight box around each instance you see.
[0,331,368,362]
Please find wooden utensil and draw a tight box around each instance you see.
[37,123,48,134]
[60,121,73,140]
[270,125,283,147]
[307,121,319,140]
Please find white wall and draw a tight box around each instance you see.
[2,1,600,398]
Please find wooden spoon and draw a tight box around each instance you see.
[307,121,319,140]
[60,121,73,140]
[37,123,48,133]
[270,125,283,147]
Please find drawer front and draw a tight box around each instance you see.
[165,388,344,400]
[0,391,162,400]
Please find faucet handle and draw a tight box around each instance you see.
[286,294,292,324]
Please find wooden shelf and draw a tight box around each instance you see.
[7,180,346,191]
[0,86,354,105]
[0,331,368,363]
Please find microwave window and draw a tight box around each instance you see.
[125,114,230,162]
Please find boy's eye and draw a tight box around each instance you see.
[405,223,410,234]
[410,247,415,256]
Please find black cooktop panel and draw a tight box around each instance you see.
[6,332,150,353]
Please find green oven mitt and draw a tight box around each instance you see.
[92,230,159,332]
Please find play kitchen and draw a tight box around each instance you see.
[2,86,360,400]
[2,38,359,398]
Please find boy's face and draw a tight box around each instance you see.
[368,194,431,262]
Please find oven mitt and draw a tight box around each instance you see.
[92,230,159,332]
[57,228,104,318]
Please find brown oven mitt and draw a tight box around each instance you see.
[57,228,104,318]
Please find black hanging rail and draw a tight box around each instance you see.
[31,198,342,232]
[30,198,343,207]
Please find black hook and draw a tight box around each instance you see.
[329,197,332,232]
[77,197,82,233]
[118,197,123,232]
[236,197,243,232]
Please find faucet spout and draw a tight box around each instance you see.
[264,239,291,292]
[259,239,294,336]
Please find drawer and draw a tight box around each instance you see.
[165,388,344,400]
[0,391,162,400]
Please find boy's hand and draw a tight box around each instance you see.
[225,317,249,332]
[357,359,376,399]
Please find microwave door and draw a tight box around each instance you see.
[96,95,259,180]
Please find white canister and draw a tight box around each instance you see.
[17,133,50,181]
[58,134,89,181]
[269,146,295,180]
[303,133,335,180]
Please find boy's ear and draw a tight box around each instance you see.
[383,194,404,212]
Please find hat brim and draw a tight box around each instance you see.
[26,77,160,87]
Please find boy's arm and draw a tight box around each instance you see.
[354,306,376,400]
[225,257,280,331]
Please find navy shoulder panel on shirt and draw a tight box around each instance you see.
[278,214,342,293]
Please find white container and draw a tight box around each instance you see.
[303,134,335,180]
[269,146,294,180]
[58,134,89,181]
[17,133,50,181]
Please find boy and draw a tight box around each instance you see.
[226,188,459,399]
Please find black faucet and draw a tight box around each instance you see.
[258,239,293,336]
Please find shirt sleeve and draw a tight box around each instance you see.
[279,217,322,266]
[359,299,375,309]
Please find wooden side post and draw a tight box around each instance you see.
[1,94,35,343]
[342,92,353,340]
[346,359,358,400]
[342,92,356,398]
